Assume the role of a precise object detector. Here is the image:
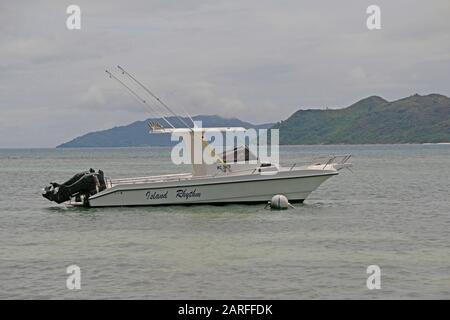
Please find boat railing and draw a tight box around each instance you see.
[110,173,192,186]
[211,167,262,177]
[108,167,264,187]
[106,155,351,187]
[310,154,352,169]
[289,154,352,171]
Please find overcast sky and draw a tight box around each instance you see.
[1,0,449,147]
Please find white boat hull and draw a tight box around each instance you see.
[86,171,337,207]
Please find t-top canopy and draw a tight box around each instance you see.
[149,126,247,134]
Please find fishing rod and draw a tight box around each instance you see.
[116,65,194,130]
[105,69,175,128]
[108,67,225,164]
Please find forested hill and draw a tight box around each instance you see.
[58,94,450,147]
[273,94,450,144]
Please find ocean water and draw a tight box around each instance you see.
[0,145,449,299]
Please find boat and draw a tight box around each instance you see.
[87,154,351,207]
[42,127,351,207]
[41,66,352,207]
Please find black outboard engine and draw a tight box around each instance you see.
[42,168,107,205]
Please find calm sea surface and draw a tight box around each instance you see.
[0,145,449,299]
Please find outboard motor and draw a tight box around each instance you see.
[42,169,107,205]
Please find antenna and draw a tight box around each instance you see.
[107,67,229,164]
[105,70,175,128]
[116,65,194,130]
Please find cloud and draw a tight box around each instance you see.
[0,0,449,147]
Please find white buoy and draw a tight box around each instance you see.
[269,194,290,210]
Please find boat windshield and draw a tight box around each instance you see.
[222,145,258,163]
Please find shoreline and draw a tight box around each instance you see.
[0,143,450,150]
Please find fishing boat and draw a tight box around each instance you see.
[42,141,351,207]
[42,66,352,207]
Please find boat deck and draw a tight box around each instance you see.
[105,155,352,188]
